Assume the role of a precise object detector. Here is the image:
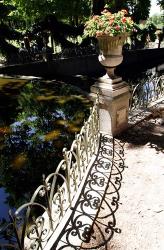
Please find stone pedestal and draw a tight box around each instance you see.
[90,76,130,136]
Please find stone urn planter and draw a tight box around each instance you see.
[84,9,134,135]
[97,33,128,83]
[90,33,131,136]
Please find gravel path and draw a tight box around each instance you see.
[109,116,164,250]
[108,143,164,249]
[81,114,164,250]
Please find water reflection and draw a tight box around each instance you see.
[0,79,91,228]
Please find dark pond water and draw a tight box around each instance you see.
[0,77,91,242]
[0,64,163,246]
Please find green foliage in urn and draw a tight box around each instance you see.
[84,9,134,38]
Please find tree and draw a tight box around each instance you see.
[92,0,152,23]
[53,0,91,26]
[157,0,164,9]
[4,0,56,28]
[149,13,164,27]
[91,0,105,15]
[0,1,21,63]
[132,0,151,23]
[4,0,91,28]
[105,0,128,13]
[31,14,84,48]
[3,0,92,53]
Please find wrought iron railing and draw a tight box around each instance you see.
[53,45,97,59]
[0,99,100,250]
[50,135,125,250]
[129,73,164,112]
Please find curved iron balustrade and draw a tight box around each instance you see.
[129,74,164,111]
[50,135,125,250]
[128,74,164,125]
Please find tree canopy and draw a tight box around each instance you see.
[3,0,153,28]
[132,0,151,23]
[4,0,91,27]
[0,1,21,62]
[0,0,160,61]
[157,0,164,9]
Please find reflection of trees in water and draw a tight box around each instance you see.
[0,80,91,212]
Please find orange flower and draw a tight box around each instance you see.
[96,31,104,36]
[122,17,126,23]
[109,19,114,25]
[84,9,134,38]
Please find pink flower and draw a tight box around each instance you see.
[115,26,120,31]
